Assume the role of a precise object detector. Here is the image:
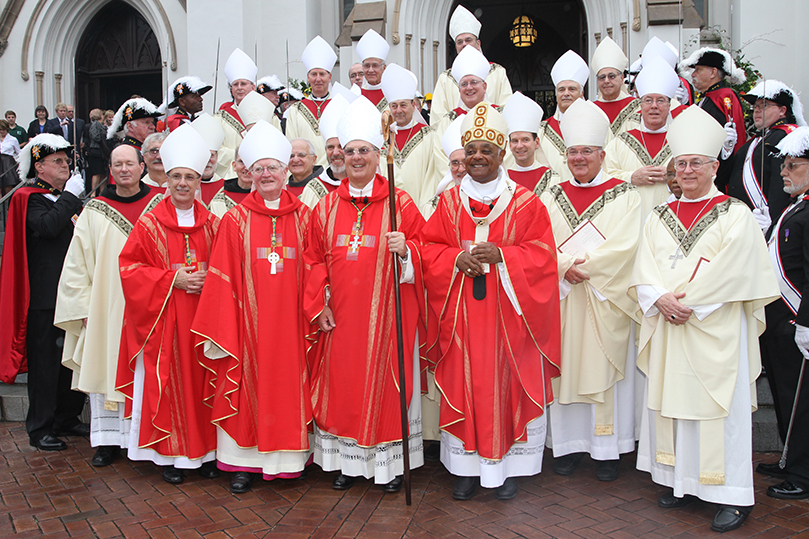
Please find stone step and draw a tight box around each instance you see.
[1,373,90,423]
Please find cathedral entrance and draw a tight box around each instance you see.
[447,0,587,118]
[75,1,163,118]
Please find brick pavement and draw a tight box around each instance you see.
[1,421,807,538]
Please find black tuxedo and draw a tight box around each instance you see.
[761,195,809,489]
[24,187,86,442]
[727,125,791,237]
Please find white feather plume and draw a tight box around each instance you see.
[107,98,160,140]
[746,80,807,127]
[17,133,72,181]
[679,47,746,85]
[777,126,809,158]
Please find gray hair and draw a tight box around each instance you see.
[141,131,169,154]
[290,138,316,156]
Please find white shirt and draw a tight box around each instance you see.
[1,133,20,158]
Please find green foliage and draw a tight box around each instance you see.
[287,78,311,96]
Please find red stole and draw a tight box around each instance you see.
[0,187,49,383]
[300,97,330,120]
[594,97,637,123]
[361,88,385,106]
[626,130,668,159]
[218,102,244,127]
[561,177,624,214]
[303,175,426,446]
[671,104,688,118]
[116,198,219,458]
[705,87,747,151]
[193,191,313,451]
[668,195,730,231]
[508,166,550,192]
[200,179,224,205]
[419,185,561,460]
[546,116,563,139]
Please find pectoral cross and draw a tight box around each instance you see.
[669,247,684,269]
[268,251,280,274]
[349,224,363,253]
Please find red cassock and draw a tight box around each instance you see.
[419,185,561,460]
[116,197,219,459]
[192,190,314,452]
[303,175,425,447]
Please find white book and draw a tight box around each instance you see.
[558,219,606,258]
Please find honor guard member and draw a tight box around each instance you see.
[539,50,590,183]
[502,92,557,196]
[679,47,748,191]
[591,37,639,142]
[380,63,436,210]
[190,113,226,206]
[55,145,162,466]
[216,48,258,179]
[757,126,809,500]
[300,94,351,209]
[356,29,390,111]
[430,5,513,119]
[286,36,338,167]
[541,100,641,483]
[107,98,161,151]
[728,80,805,236]
[630,106,779,532]
[604,57,679,220]
[0,134,88,450]
[165,76,212,132]
[256,74,286,130]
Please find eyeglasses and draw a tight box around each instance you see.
[43,157,72,166]
[250,164,284,175]
[362,62,384,70]
[753,101,780,111]
[290,152,314,159]
[168,173,199,182]
[144,148,160,156]
[459,79,484,89]
[641,97,670,106]
[596,72,621,82]
[565,147,599,158]
[450,160,465,168]
[781,161,809,172]
[343,147,374,156]
[674,158,716,171]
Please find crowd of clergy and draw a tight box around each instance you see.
[4,5,809,534]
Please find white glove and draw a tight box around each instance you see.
[721,121,738,159]
[63,172,84,197]
[674,84,689,104]
[795,325,809,359]
[752,207,771,232]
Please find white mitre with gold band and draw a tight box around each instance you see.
[460,102,508,150]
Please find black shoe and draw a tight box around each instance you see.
[756,462,788,479]
[332,474,356,490]
[710,505,751,533]
[91,446,120,467]
[553,453,584,476]
[29,434,67,451]
[767,480,809,500]
[658,490,698,508]
[162,466,184,484]
[596,459,620,482]
[381,476,402,493]
[424,441,441,462]
[230,472,254,494]
[198,460,220,479]
[494,477,518,500]
[55,422,90,437]
[452,476,478,500]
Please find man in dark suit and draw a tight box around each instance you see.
[66,105,85,149]
[0,133,89,451]
[758,125,809,499]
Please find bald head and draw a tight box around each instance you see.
[111,144,140,164]
[110,144,144,190]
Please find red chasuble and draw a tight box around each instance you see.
[199,179,224,206]
[667,194,730,230]
[595,97,638,123]
[361,88,385,106]
[192,190,313,452]
[0,187,49,383]
[300,98,330,121]
[420,185,561,460]
[626,130,668,159]
[560,177,625,213]
[507,166,552,193]
[116,197,219,459]
[303,175,425,446]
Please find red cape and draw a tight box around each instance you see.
[0,187,49,383]
[705,87,747,152]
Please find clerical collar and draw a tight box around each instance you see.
[396,117,419,130]
[512,161,539,172]
[598,88,630,103]
[310,92,330,102]
[100,181,151,203]
[224,177,252,193]
[571,170,605,188]
[680,186,719,203]
[322,167,343,186]
[461,167,508,203]
[175,206,195,227]
[640,117,669,134]
[201,177,219,184]
[349,177,374,198]
[455,95,489,111]
[263,197,280,210]
[288,165,324,187]
[363,81,383,90]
